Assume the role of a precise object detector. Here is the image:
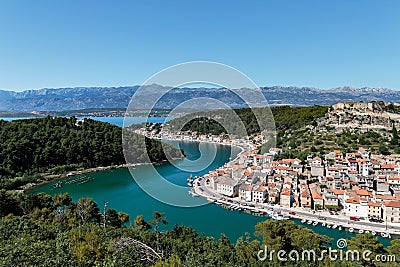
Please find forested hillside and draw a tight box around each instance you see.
[0,117,181,189]
[166,105,328,136]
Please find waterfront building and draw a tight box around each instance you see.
[344,197,369,218]
[252,185,268,203]
[280,187,291,208]
[239,184,253,202]
[368,201,382,219]
[216,179,241,197]
[382,201,400,223]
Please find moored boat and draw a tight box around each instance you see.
[358,229,364,234]
[332,224,338,229]
[313,222,318,226]
[301,219,306,224]
[307,220,313,225]
[187,175,194,187]
[371,231,376,236]
[349,228,354,233]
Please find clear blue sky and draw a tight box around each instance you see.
[0,0,399,91]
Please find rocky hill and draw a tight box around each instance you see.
[321,101,400,130]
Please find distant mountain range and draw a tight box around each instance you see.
[1,85,400,112]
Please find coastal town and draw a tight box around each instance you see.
[135,118,400,238]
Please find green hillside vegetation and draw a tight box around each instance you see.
[0,117,181,190]
[167,105,328,137]
[0,191,395,267]
[274,125,399,161]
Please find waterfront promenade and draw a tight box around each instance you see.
[191,179,400,236]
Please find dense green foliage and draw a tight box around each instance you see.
[1,191,394,266]
[0,117,181,190]
[269,105,328,130]
[167,106,328,138]
[274,126,400,161]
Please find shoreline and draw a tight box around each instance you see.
[23,163,138,192]
[23,137,230,192]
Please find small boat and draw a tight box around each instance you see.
[381,232,388,238]
[349,228,354,233]
[271,213,285,220]
[358,229,364,234]
[371,231,377,236]
[338,226,343,231]
[327,224,332,228]
[313,222,318,226]
[188,190,198,197]
[365,230,370,234]
[187,175,194,187]
[322,222,326,227]
[307,220,313,225]
[388,233,392,239]
[268,210,275,217]
[52,181,63,189]
[301,219,307,224]
[207,198,215,203]
[332,224,338,229]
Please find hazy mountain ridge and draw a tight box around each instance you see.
[1,85,400,112]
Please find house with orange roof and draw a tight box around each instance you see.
[311,190,324,210]
[280,187,292,208]
[368,202,382,219]
[382,201,400,223]
[216,179,241,197]
[354,188,372,200]
[375,194,396,203]
[298,182,312,210]
[253,185,268,203]
[378,164,397,176]
[358,147,370,158]
[311,157,324,177]
[344,197,368,218]
[239,184,253,202]
[388,177,400,186]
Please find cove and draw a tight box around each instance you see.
[29,121,392,246]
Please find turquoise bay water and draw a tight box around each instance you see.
[77,116,169,127]
[25,116,392,246]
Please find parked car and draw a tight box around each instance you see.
[349,216,360,221]
[289,211,296,215]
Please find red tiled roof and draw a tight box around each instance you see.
[311,191,323,200]
[332,189,345,195]
[381,164,396,169]
[384,201,400,208]
[368,202,381,207]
